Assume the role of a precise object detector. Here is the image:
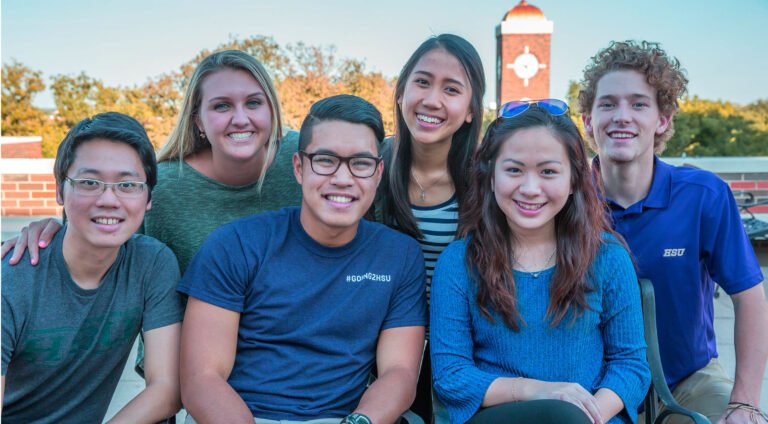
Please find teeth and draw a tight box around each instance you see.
[516,202,542,210]
[417,114,443,124]
[229,132,253,140]
[94,218,119,225]
[327,195,352,203]
[609,132,635,139]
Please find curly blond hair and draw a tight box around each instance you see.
[578,40,688,153]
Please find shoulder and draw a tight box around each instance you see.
[2,238,60,308]
[2,257,40,304]
[597,232,633,263]
[211,207,293,243]
[364,218,420,250]
[123,234,179,267]
[663,160,730,197]
[278,130,299,156]
[435,238,469,268]
[592,232,637,285]
[155,160,183,181]
[381,137,394,158]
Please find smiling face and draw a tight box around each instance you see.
[58,139,151,254]
[583,70,670,165]
[293,120,383,247]
[492,126,572,240]
[195,68,273,165]
[397,48,473,147]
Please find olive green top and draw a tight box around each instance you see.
[143,131,302,272]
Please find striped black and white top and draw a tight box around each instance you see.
[412,196,459,303]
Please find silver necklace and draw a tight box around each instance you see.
[513,247,557,278]
[411,171,447,202]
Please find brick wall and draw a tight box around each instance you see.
[1,159,62,217]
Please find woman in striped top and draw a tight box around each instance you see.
[374,33,486,422]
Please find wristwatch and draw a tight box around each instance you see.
[341,413,372,424]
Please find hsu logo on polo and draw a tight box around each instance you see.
[663,248,686,257]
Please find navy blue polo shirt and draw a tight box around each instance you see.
[596,156,763,388]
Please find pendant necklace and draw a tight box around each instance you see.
[411,171,447,202]
[513,247,557,278]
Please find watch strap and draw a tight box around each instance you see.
[341,412,372,424]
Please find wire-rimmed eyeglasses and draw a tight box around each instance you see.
[299,151,382,178]
[64,177,148,198]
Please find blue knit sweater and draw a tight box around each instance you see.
[430,237,650,424]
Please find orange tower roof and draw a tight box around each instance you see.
[503,0,545,20]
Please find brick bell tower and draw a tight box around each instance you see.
[496,0,553,106]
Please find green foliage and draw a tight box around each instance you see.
[5,41,766,158]
[2,61,48,137]
[565,80,586,139]
[665,97,768,156]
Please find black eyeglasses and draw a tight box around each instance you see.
[498,99,569,118]
[65,177,148,198]
[299,151,382,178]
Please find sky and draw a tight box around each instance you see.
[2,0,767,110]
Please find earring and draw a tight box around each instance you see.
[200,132,207,139]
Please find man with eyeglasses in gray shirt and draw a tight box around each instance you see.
[2,112,184,423]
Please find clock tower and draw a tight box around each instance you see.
[496,0,553,106]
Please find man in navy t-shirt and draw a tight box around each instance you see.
[178,95,427,424]
[579,41,767,423]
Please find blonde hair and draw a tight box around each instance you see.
[158,50,283,188]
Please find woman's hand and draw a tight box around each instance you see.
[522,379,604,424]
[1,218,62,265]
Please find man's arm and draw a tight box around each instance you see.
[107,324,182,423]
[180,297,253,424]
[721,282,768,422]
[352,326,424,424]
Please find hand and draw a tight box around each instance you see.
[1,218,61,265]
[525,380,604,424]
[717,403,768,424]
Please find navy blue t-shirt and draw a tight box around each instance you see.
[598,156,763,387]
[178,207,427,420]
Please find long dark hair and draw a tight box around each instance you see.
[378,34,485,238]
[459,106,617,330]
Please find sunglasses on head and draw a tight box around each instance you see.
[497,99,569,119]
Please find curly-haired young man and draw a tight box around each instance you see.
[580,40,767,423]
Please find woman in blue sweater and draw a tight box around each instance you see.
[430,101,650,424]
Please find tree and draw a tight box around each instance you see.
[338,60,396,134]
[1,61,48,137]
[666,97,768,156]
[565,80,587,142]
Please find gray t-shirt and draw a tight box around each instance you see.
[1,228,184,423]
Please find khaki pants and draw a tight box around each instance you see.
[640,358,734,424]
[185,414,341,424]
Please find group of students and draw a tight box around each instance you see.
[1,33,766,424]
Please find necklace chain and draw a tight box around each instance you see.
[411,171,448,202]
[513,247,557,278]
